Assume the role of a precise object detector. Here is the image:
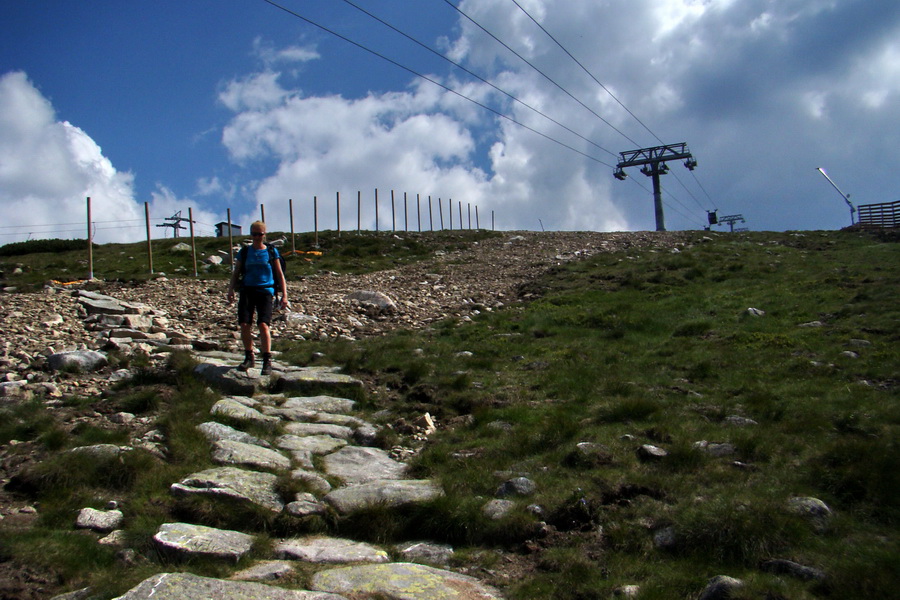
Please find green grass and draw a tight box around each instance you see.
[1,229,898,599]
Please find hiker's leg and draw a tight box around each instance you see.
[240,323,254,352]
[258,322,271,353]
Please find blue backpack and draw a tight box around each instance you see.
[238,244,286,299]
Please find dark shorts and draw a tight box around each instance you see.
[238,287,274,326]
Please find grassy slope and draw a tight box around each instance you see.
[1,229,897,599]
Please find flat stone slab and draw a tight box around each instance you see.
[276,536,389,564]
[198,421,272,448]
[321,446,408,485]
[277,369,363,395]
[195,361,265,396]
[111,572,346,599]
[170,466,285,512]
[324,479,444,515]
[281,396,356,414]
[153,522,255,561]
[310,562,503,600]
[231,560,297,582]
[282,422,354,440]
[212,440,291,471]
[211,398,280,430]
[276,434,347,455]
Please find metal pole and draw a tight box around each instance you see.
[261,204,265,224]
[391,189,396,232]
[375,188,379,233]
[336,191,341,237]
[417,194,421,232]
[652,166,665,232]
[357,190,361,233]
[314,196,319,247]
[403,192,408,232]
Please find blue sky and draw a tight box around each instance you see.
[2,0,898,243]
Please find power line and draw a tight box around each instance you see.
[261,0,615,167]
[508,0,664,147]
[507,0,716,219]
[339,0,617,159]
[442,0,641,148]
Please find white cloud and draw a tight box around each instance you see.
[0,71,143,244]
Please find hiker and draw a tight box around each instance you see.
[227,220,288,375]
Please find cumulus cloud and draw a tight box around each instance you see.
[0,71,143,243]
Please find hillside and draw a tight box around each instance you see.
[0,229,897,600]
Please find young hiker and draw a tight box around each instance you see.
[227,220,288,375]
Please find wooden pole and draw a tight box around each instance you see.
[428,195,433,231]
[145,202,154,274]
[227,208,234,267]
[357,191,361,233]
[438,197,444,230]
[476,205,480,230]
[289,198,296,254]
[467,202,471,230]
[391,189,396,232]
[448,198,453,230]
[492,210,495,231]
[416,194,421,232]
[403,192,408,232]
[375,188,379,233]
[459,200,463,230]
[260,204,265,223]
[314,196,319,247]
[86,197,93,280]
[189,207,198,277]
[336,191,341,237]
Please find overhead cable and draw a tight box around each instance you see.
[261,0,615,167]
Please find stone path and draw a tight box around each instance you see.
[95,351,504,600]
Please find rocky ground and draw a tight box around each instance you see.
[0,230,700,599]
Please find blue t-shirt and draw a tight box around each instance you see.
[241,246,279,294]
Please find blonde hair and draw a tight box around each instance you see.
[250,220,266,233]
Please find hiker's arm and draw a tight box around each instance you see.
[227,259,242,303]
[273,258,288,308]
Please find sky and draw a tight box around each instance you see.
[1,0,898,244]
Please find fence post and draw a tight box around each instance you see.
[428,196,433,231]
[227,208,234,267]
[314,196,319,247]
[145,201,154,274]
[403,192,408,232]
[448,198,453,230]
[260,204,265,223]
[357,191,361,233]
[439,197,444,230]
[417,194,422,232]
[289,198,296,254]
[391,190,396,232]
[375,188,379,233]
[189,207,198,277]
[336,191,341,237]
[86,197,93,280]
[476,205,480,230]
[458,200,462,230]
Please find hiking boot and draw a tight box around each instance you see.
[238,352,255,371]
[260,353,272,376]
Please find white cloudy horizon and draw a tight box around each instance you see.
[1,0,897,244]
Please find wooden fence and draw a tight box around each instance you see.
[857,200,900,229]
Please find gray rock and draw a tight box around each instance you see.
[171,466,285,512]
[694,441,737,457]
[291,469,333,494]
[281,395,356,414]
[282,422,354,440]
[198,421,271,448]
[321,446,408,485]
[49,587,94,600]
[277,371,364,396]
[75,507,124,533]
[324,479,444,515]
[723,415,758,427]
[653,526,678,550]
[212,439,291,471]
[788,496,833,532]
[276,536,389,564]
[483,499,515,520]
[231,560,297,582]
[69,444,131,459]
[564,442,613,467]
[211,398,280,430]
[345,290,398,315]
[111,572,345,599]
[613,585,641,597]
[760,558,826,581]
[310,562,503,600]
[48,350,108,373]
[194,361,261,396]
[637,444,668,461]
[396,541,454,566]
[698,575,743,600]
[496,476,536,498]
[276,434,348,456]
[286,493,329,517]
[153,522,255,561]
